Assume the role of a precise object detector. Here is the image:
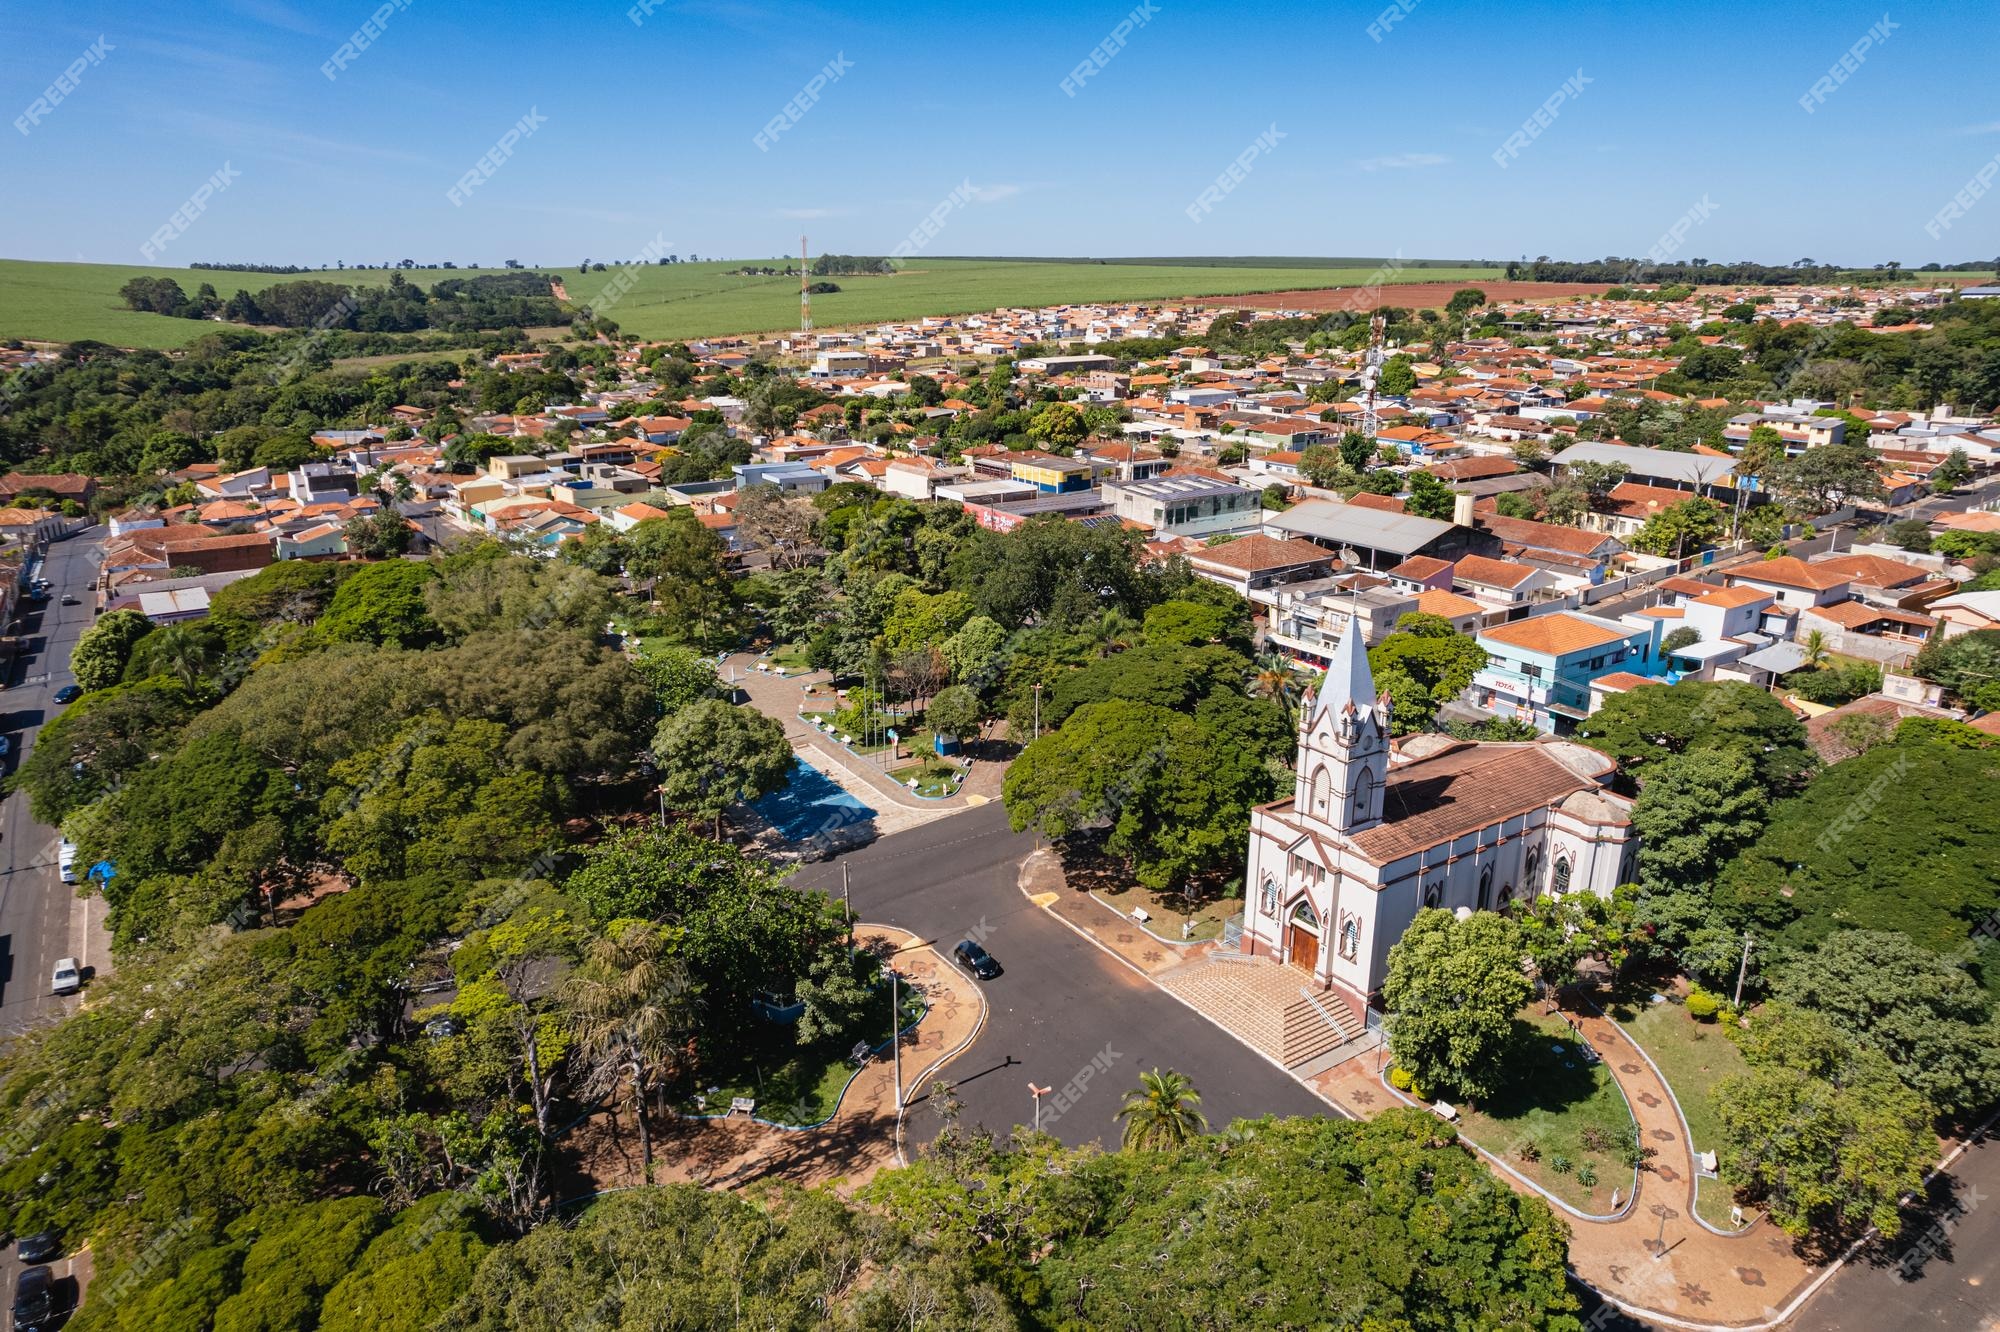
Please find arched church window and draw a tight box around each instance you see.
[1308,766,1328,813]
[1478,863,1494,910]
[1290,898,1320,930]
[1423,880,1442,909]
[1260,875,1279,916]
[1553,854,1572,895]
[1524,846,1541,892]
[1338,917,1360,961]
[1352,766,1375,820]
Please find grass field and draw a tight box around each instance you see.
[0,256,1503,350]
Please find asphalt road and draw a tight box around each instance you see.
[1787,1130,2000,1332]
[0,527,104,1323]
[0,528,106,1038]
[788,804,1328,1151]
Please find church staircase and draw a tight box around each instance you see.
[1157,955,1366,1071]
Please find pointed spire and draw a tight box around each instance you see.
[1315,612,1377,726]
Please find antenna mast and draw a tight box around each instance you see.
[800,234,811,336]
[1358,311,1388,438]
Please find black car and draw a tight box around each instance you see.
[52,686,81,705]
[15,1231,58,1264]
[12,1264,53,1330]
[953,939,1002,980]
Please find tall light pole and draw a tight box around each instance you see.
[889,968,903,1110]
[1033,682,1042,741]
[841,861,852,948]
[1732,932,1755,1009]
[1029,1082,1052,1133]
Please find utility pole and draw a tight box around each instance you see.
[1732,933,1755,1009]
[1033,682,1042,741]
[842,861,852,947]
[800,234,811,336]
[1029,1082,1052,1132]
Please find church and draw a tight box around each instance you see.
[1241,619,1638,1023]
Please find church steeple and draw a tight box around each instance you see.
[1295,615,1390,835]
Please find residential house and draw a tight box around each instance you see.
[1185,535,1338,598]
[1722,556,1852,609]
[1104,475,1263,539]
[1474,612,1662,733]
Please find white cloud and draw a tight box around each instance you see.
[1957,121,2000,136]
[965,182,1023,203]
[1355,153,1449,172]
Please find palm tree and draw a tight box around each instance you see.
[1253,651,1299,731]
[1116,1068,1208,1151]
[1799,628,1831,671]
[562,923,694,1182]
[1083,609,1140,659]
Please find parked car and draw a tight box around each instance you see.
[953,939,1002,980]
[59,594,78,606]
[58,841,77,885]
[15,1232,58,1264]
[12,1264,53,1330]
[52,685,80,705]
[50,958,80,996]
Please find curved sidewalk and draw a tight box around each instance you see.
[1314,1006,1817,1329]
[724,653,1005,835]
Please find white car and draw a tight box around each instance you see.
[50,958,80,995]
[57,841,77,885]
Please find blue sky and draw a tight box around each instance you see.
[2,0,1996,268]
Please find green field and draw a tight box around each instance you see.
[0,256,1503,351]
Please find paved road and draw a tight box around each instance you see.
[0,527,105,1320]
[1788,1131,2000,1332]
[0,528,106,1037]
[788,804,1328,1151]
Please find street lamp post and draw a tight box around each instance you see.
[890,969,902,1111]
[1029,1082,1052,1132]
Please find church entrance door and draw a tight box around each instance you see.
[1287,923,1319,975]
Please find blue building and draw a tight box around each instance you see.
[1473,612,1663,734]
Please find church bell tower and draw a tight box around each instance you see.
[1295,614,1390,836]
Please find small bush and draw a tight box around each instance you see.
[1548,1153,1574,1175]
[1575,1162,1598,1188]
[1516,1140,1542,1164]
[1579,1126,1612,1153]
[1684,987,1722,1021]
[1388,1066,1414,1092]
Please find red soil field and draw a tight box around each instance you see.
[1193,280,1614,310]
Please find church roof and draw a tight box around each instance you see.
[1346,741,1620,863]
